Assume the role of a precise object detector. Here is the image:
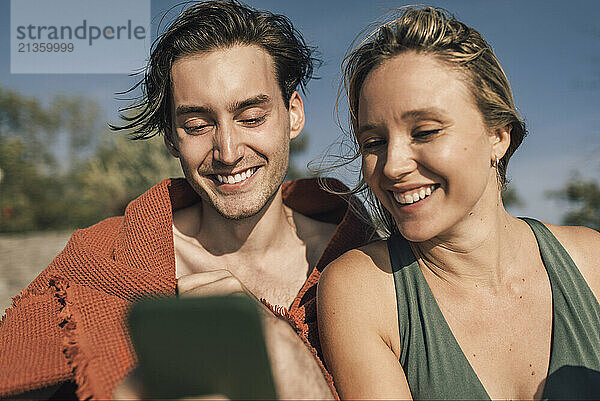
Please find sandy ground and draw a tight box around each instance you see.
[0,231,71,314]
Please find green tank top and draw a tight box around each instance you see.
[388,218,600,400]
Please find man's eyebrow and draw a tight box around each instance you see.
[175,105,215,117]
[174,94,271,118]
[228,94,271,113]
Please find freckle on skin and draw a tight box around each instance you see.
[519,295,523,299]
[530,364,532,367]
[531,371,536,376]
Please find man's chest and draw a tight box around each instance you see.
[174,236,312,307]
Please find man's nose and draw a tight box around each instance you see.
[212,124,244,165]
[382,141,417,180]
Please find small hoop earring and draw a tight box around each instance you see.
[491,155,499,168]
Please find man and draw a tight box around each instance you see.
[0,1,374,399]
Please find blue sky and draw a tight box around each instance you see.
[2,0,599,224]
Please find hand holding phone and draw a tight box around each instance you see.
[127,295,278,400]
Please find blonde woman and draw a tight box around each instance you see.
[318,7,600,400]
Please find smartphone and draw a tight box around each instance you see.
[127,295,278,400]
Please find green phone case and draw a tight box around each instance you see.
[127,295,278,400]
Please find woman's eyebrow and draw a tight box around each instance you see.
[357,107,448,135]
[357,123,377,137]
[401,108,446,121]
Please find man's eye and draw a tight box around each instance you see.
[184,124,212,135]
[240,115,266,126]
[413,129,441,139]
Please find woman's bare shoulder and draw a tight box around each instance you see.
[321,239,392,285]
[319,239,396,317]
[543,222,600,298]
[317,239,411,400]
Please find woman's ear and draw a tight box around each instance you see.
[288,91,305,140]
[164,129,180,158]
[491,124,511,161]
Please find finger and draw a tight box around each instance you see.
[177,270,233,294]
[179,276,246,298]
[181,394,230,400]
[113,370,144,400]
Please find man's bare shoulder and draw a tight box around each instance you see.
[544,223,600,300]
[292,211,338,267]
[293,210,337,238]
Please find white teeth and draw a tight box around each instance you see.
[393,185,437,205]
[216,167,256,184]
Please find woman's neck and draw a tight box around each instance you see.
[413,206,527,292]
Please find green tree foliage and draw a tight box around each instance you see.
[49,95,101,167]
[549,174,600,231]
[0,87,181,232]
[71,134,181,224]
[0,87,66,232]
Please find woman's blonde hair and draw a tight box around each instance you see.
[331,6,527,236]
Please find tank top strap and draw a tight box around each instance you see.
[387,235,490,400]
[519,217,579,277]
[520,217,600,398]
[519,217,599,319]
[387,234,419,362]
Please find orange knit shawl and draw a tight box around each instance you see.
[0,178,374,399]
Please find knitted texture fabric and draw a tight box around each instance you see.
[0,178,375,399]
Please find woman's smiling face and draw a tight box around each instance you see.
[358,51,502,242]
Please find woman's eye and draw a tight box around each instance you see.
[361,138,386,151]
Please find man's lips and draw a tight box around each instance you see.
[211,167,258,185]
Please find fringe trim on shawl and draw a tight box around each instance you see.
[259,298,339,399]
[50,276,93,401]
[0,290,25,324]
[260,298,306,335]
[0,283,46,323]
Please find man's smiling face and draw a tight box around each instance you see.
[168,45,305,220]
